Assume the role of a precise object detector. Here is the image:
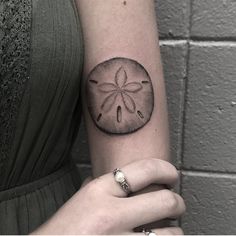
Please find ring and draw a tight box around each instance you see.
[142,228,157,236]
[113,168,132,194]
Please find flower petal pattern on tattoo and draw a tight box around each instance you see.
[86,57,154,135]
[98,66,143,113]
[100,92,118,113]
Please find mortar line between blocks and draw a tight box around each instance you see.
[182,170,236,179]
[178,0,193,228]
[160,39,236,46]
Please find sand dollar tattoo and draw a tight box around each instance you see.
[86,57,154,134]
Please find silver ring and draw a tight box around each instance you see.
[113,168,132,194]
[142,228,157,236]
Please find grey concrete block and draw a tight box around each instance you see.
[183,43,236,172]
[72,118,90,164]
[160,42,187,168]
[181,172,236,234]
[191,0,236,38]
[155,0,190,38]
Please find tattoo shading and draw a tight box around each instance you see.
[86,57,154,134]
[137,110,144,119]
[117,106,122,123]
[89,79,98,84]
[97,113,102,122]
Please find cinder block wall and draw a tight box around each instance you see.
[72,0,236,234]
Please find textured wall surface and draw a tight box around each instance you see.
[72,0,236,234]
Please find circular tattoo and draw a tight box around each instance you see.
[86,57,154,134]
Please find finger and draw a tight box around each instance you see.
[127,227,184,235]
[121,189,186,229]
[151,227,184,235]
[131,183,166,196]
[101,158,179,197]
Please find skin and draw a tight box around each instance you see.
[31,0,186,234]
[77,0,170,177]
[32,159,186,234]
[86,57,154,134]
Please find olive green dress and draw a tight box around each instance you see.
[0,0,84,234]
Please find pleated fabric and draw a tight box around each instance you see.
[0,0,84,234]
[0,165,81,234]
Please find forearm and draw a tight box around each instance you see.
[76,0,169,177]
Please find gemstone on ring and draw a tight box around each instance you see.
[113,168,131,194]
[114,171,125,183]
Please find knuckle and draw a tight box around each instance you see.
[173,193,186,214]
[159,160,179,182]
[179,195,187,214]
[139,158,179,183]
[86,177,103,194]
[141,158,157,173]
[169,165,179,182]
[161,190,178,211]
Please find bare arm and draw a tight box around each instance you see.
[76,0,170,177]
[31,2,185,234]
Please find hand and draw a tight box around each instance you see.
[32,158,185,235]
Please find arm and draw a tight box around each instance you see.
[76,0,170,177]
[31,2,185,234]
